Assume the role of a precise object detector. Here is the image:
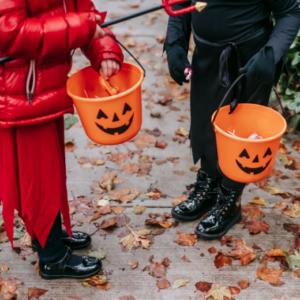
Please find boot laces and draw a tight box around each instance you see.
[185,180,210,203]
[208,187,233,217]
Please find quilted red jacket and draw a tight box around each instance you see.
[0,0,124,127]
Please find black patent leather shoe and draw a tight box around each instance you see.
[171,170,220,221]
[39,247,102,280]
[32,230,91,252]
[195,185,243,240]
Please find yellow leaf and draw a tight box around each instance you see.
[205,284,231,300]
[294,173,300,178]
[247,197,265,206]
[172,279,190,290]
[266,185,285,195]
[176,127,189,137]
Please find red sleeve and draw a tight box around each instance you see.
[81,1,124,72]
[0,0,98,59]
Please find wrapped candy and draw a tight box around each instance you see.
[99,75,119,96]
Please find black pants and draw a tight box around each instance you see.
[32,212,66,263]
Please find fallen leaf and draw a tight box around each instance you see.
[181,255,191,263]
[146,188,162,199]
[81,162,93,169]
[294,268,300,277]
[172,279,190,290]
[282,203,300,218]
[190,166,200,172]
[256,265,283,283]
[121,162,152,176]
[241,204,264,220]
[109,189,130,200]
[156,278,171,290]
[274,202,288,210]
[0,264,9,273]
[98,217,117,229]
[108,153,130,165]
[115,214,131,228]
[195,281,213,292]
[172,195,188,206]
[155,160,167,165]
[27,287,48,299]
[155,140,168,149]
[111,206,126,215]
[226,239,256,265]
[267,185,286,195]
[283,250,300,268]
[247,197,265,206]
[132,134,156,149]
[77,157,90,164]
[119,297,135,300]
[97,282,114,291]
[87,248,107,260]
[99,147,111,155]
[174,231,198,246]
[173,170,185,176]
[129,259,138,269]
[205,283,231,300]
[265,247,285,257]
[0,277,23,299]
[237,279,249,289]
[219,235,233,246]
[227,286,240,295]
[132,205,147,215]
[294,173,300,178]
[214,252,232,269]
[176,127,189,137]
[271,170,283,176]
[278,143,287,154]
[64,139,77,152]
[208,247,217,254]
[243,220,270,234]
[91,205,112,221]
[19,232,32,247]
[119,225,151,251]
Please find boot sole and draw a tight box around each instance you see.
[195,211,242,240]
[39,262,102,280]
[171,206,213,222]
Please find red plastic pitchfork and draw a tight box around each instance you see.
[0,1,207,64]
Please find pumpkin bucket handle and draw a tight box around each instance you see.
[211,73,284,128]
[105,33,146,78]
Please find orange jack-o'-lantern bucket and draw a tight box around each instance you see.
[67,62,144,145]
[212,75,287,183]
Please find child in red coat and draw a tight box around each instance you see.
[0,0,123,279]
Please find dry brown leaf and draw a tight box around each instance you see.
[119,296,135,300]
[108,153,130,165]
[173,170,185,176]
[132,134,156,149]
[109,189,130,200]
[256,265,283,283]
[111,206,126,215]
[195,281,213,292]
[241,204,265,220]
[214,252,233,269]
[27,287,48,299]
[181,255,191,263]
[205,283,231,300]
[129,259,138,269]
[172,195,188,206]
[155,140,168,149]
[265,247,285,257]
[91,205,111,221]
[226,239,256,265]
[243,220,270,234]
[282,203,300,218]
[219,235,233,246]
[274,202,288,210]
[65,140,77,152]
[237,279,249,290]
[176,127,189,137]
[271,170,283,176]
[19,232,32,247]
[97,282,114,291]
[294,268,300,278]
[156,278,171,291]
[174,231,198,246]
[98,217,117,229]
[0,264,9,273]
[278,143,287,154]
[0,277,23,300]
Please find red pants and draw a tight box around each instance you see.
[0,116,71,248]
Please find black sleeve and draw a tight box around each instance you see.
[165,1,192,51]
[265,0,300,63]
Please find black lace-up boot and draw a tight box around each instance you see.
[195,185,243,239]
[171,170,220,221]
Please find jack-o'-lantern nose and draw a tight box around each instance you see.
[113,113,119,122]
[252,155,259,163]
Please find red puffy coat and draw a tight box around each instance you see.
[0,0,124,128]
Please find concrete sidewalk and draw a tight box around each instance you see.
[1,0,300,299]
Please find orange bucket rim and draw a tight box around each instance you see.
[212,103,287,143]
[67,62,144,102]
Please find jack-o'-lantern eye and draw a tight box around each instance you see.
[122,103,132,115]
[97,109,108,120]
[239,149,250,159]
[263,147,272,158]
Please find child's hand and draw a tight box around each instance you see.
[99,59,120,79]
[93,15,105,39]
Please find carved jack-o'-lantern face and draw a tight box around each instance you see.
[95,103,134,135]
[236,148,272,175]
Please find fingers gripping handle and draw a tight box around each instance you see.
[163,0,207,17]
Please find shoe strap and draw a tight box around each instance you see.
[45,246,71,273]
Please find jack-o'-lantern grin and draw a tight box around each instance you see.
[95,103,134,135]
[236,148,272,175]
